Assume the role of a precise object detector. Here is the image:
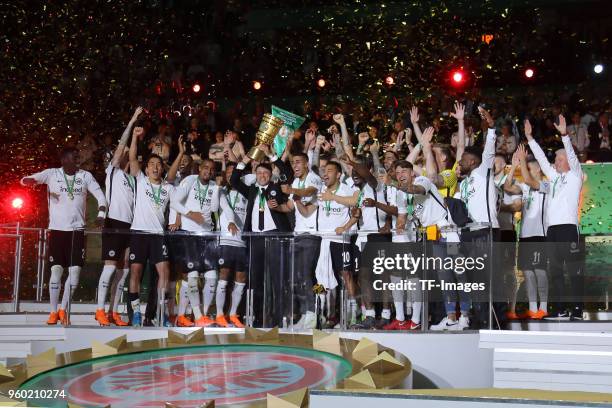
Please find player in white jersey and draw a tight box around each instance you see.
[214,161,250,328]
[493,154,522,320]
[282,152,323,329]
[504,145,549,320]
[525,116,583,319]
[170,159,221,327]
[21,147,107,325]
[94,107,142,326]
[127,131,183,327]
[302,162,359,328]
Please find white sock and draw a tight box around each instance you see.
[49,265,63,312]
[390,275,405,321]
[524,270,538,312]
[535,269,548,311]
[60,266,81,310]
[111,269,129,312]
[178,280,189,316]
[202,271,217,315]
[131,298,141,314]
[411,302,422,324]
[187,272,203,320]
[229,282,246,316]
[97,265,116,310]
[361,305,367,317]
[349,298,358,320]
[365,309,375,318]
[381,308,391,320]
[215,280,228,317]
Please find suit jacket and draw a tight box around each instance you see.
[588,121,610,151]
[230,157,293,232]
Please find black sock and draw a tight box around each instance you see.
[128,292,139,303]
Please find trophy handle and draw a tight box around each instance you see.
[247,146,267,162]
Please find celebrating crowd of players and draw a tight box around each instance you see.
[20,102,584,330]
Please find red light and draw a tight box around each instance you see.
[253,81,262,90]
[192,83,201,93]
[317,78,326,88]
[12,197,24,210]
[525,68,534,78]
[452,71,464,83]
[385,76,394,86]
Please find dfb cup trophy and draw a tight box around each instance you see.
[247,113,285,161]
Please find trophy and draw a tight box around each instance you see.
[247,113,284,161]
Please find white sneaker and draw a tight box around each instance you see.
[457,315,470,330]
[302,311,317,329]
[292,315,305,330]
[430,316,459,331]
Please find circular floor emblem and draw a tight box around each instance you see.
[129,253,135,260]
[19,345,351,408]
[108,250,115,257]
[218,258,225,265]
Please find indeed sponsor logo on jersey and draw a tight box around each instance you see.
[59,186,84,194]
[146,189,168,201]
[324,207,345,214]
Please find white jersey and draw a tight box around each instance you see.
[519,182,547,238]
[394,188,417,242]
[291,171,323,233]
[317,183,354,242]
[104,164,135,224]
[22,168,106,231]
[495,174,521,232]
[170,175,220,232]
[528,136,582,227]
[385,184,398,229]
[130,172,174,233]
[459,128,499,228]
[355,183,388,232]
[218,187,248,247]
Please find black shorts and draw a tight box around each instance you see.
[129,231,169,265]
[330,241,360,274]
[518,236,547,270]
[48,230,85,267]
[218,245,248,272]
[101,219,131,261]
[171,231,218,272]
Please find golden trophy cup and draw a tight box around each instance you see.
[247,113,284,161]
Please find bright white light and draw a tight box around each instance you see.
[594,64,604,74]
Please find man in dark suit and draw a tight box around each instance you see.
[230,144,293,327]
[587,112,611,162]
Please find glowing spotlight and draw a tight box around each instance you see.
[317,78,326,88]
[192,83,201,93]
[525,68,534,78]
[385,76,395,86]
[253,81,262,90]
[451,70,464,84]
[594,64,604,74]
[12,197,24,210]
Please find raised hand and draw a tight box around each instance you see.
[132,106,144,120]
[370,140,380,155]
[410,106,419,124]
[516,144,527,161]
[133,126,144,138]
[553,114,567,136]
[315,134,325,148]
[524,119,533,141]
[332,114,345,127]
[421,127,435,146]
[511,150,520,168]
[396,131,405,149]
[258,144,271,157]
[450,102,465,121]
[178,135,186,154]
[478,106,494,128]
[358,132,370,145]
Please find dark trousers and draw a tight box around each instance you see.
[547,224,583,314]
[293,234,322,316]
[248,232,289,327]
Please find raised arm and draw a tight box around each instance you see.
[503,149,523,195]
[321,188,360,207]
[369,141,384,172]
[451,102,466,162]
[410,106,423,143]
[112,107,143,168]
[231,156,252,198]
[21,168,51,186]
[406,142,422,164]
[478,107,497,170]
[555,115,582,174]
[421,127,442,186]
[524,119,556,180]
[85,172,107,226]
[128,126,143,177]
[166,135,185,184]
